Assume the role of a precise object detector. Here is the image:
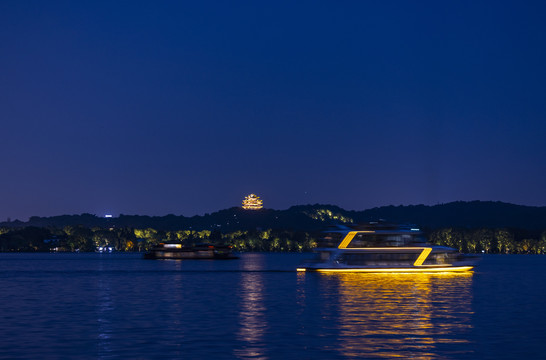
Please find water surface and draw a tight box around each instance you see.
[0,253,544,359]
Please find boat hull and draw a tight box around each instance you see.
[297,265,474,273]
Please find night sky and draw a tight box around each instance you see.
[1,1,545,220]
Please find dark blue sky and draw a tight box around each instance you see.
[1,1,545,220]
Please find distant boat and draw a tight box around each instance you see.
[297,222,479,273]
[144,242,238,260]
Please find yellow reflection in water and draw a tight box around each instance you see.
[329,272,473,359]
[234,254,267,360]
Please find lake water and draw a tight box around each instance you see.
[0,253,545,359]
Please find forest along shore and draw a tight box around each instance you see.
[1,226,545,254]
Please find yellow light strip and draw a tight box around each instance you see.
[337,231,357,249]
[312,266,474,273]
[337,231,374,249]
[296,268,306,272]
[337,247,427,250]
[413,247,432,266]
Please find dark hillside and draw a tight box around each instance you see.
[1,201,545,231]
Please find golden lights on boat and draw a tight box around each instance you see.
[297,266,474,273]
[413,247,432,266]
[311,230,476,272]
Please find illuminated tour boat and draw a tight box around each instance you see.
[297,222,478,273]
[144,243,237,260]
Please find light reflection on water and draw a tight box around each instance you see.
[321,273,474,359]
[235,254,268,359]
[96,275,113,357]
[6,253,545,359]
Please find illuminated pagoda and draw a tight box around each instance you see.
[242,194,263,210]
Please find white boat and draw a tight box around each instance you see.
[297,222,478,273]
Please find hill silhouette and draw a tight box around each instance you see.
[1,201,545,231]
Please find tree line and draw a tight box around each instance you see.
[429,228,546,254]
[0,226,318,253]
[0,226,545,254]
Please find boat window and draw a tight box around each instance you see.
[423,252,460,265]
[317,232,344,247]
[346,233,423,247]
[319,251,331,261]
[340,253,420,265]
[164,243,182,249]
